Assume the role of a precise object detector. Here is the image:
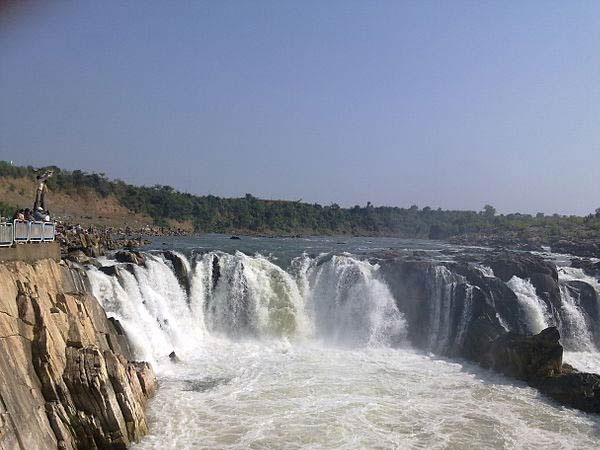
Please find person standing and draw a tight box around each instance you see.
[33,169,53,214]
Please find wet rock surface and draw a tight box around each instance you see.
[378,250,600,415]
[0,259,157,450]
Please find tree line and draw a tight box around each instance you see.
[1,161,599,241]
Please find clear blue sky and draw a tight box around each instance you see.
[1,1,599,215]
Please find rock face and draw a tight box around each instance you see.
[478,327,563,380]
[551,239,600,258]
[477,326,600,413]
[57,228,148,260]
[378,253,600,414]
[161,252,190,297]
[0,259,156,450]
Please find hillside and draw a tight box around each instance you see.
[1,161,599,250]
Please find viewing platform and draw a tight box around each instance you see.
[0,221,60,262]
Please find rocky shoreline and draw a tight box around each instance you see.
[0,258,157,450]
[448,232,600,259]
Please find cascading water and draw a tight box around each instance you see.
[426,266,474,353]
[88,251,406,365]
[558,284,595,351]
[557,266,600,370]
[85,244,600,450]
[506,276,550,334]
[87,254,208,365]
[298,254,406,346]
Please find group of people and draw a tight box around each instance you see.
[12,207,51,223]
[8,169,53,223]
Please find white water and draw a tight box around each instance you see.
[132,342,600,450]
[559,267,600,371]
[86,252,600,449]
[506,276,550,334]
[558,284,595,351]
[427,266,472,353]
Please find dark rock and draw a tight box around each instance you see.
[551,239,600,258]
[65,250,91,265]
[212,255,221,290]
[478,327,563,380]
[169,351,180,363]
[535,372,600,413]
[162,251,190,297]
[230,236,241,240]
[570,258,600,277]
[566,281,599,323]
[486,252,562,315]
[99,265,118,277]
[114,250,146,266]
[486,252,558,283]
[451,263,531,334]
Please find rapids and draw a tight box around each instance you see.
[85,237,600,449]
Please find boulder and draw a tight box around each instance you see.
[535,372,600,413]
[475,325,600,413]
[114,250,145,266]
[479,327,563,381]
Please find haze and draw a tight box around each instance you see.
[1,1,599,215]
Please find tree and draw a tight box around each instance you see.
[482,205,496,217]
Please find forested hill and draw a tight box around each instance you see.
[1,161,599,243]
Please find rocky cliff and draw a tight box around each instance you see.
[378,251,600,413]
[0,259,156,450]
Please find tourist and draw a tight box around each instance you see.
[33,207,45,221]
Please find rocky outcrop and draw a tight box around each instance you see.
[476,326,600,413]
[114,251,145,266]
[535,370,600,413]
[570,258,600,277]
[161,252,190,297]
[379,252,600,414]
[551,239,600,258]
[57,228,148,260]
[478,327,563,380]
[0,259,156,450]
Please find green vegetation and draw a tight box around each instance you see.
[0,201,17,219]
[1,161,599,241]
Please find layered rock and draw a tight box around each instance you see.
[0,259,156,450]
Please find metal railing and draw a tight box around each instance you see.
[0,222,13,247]
[0,221,55,246]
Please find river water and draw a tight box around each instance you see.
[86,235,600,449]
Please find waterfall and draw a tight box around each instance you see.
[558,267,600,352]
[86,249,600,368]
[506,276,550,334]
[86,251,407,366]
[426,266,473,353]
[558,284,594,351]
[87,254,207,366]
[299,254,406,347]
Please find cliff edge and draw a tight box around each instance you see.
[0,259,157,450]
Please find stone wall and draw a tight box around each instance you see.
[0,259,156,450]
[0,242,60,264]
